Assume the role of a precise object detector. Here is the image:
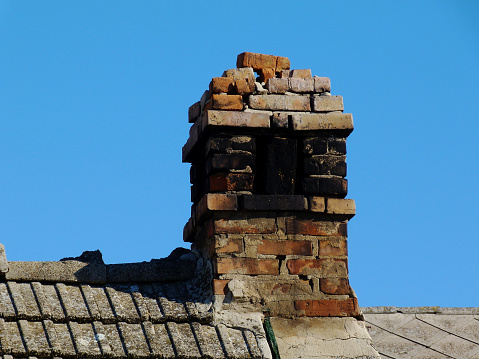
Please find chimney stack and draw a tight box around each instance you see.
[183,52,358,318]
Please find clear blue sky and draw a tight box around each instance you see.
[1,1,478,307]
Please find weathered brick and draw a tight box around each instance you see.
[288,78,314,93]
[314,76,331,93]
[257,240,313,256]
[303,137,328,155]
[271,112,289,128]
[285,219,347,236]
[215,258,279,275]
[249,95,310,111]
[287,259,323,275]
[322,258,348,278]
[209,77,235,94]
[304,156,347,177]
[328,138,347,155]
[196,194,238,221]
[312,95,344,112]
[237,52,290,72]
[291,69,312,79]
[275,56,291,71]
[309,196,326,212]
[234,78,255,95]
[213,279,230,295]
[208,173,254,192]
[264,137,297,194]
[202,110,270,131]
[294,298,359,317]
[206,135,255,155]
[188,101,201,123]
[206,153,255,174]
[302,177,348,197]
[204,94,243,111]
[182,118,201,162]
[242,195,307,211]
[265,78,288,94]
[319,238,348,257]
[320,278,350,295]
[222,67,255,82]
[291,113,353,132]
[258,68,275,83]
[327,198,356,216]
[212,216,276,234]
[214,236,244,254]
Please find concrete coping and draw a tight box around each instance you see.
[361,306,479,315]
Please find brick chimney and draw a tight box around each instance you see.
[183,52,358,319]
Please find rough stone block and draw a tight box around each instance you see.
[234,78,255,95]
[212,215,276,234]
[188,101,201,123]
[291,113,353,133]
[314,76,331,93]
[294,298,359,317]
[265,78,289,94]
[288,78,314,93]
[215,258,279,275]
[319,238,348,257]
[327,198,356,216]
[196,194,238,221]
[204,94,243,111]
[249,95,310,111]
[313,95,344,112]
[302,177,348,197]
[209,77,235,94]
[242,195,307,211]
[309,196,326,212]
[202,110,270,131]
[257,240,313,256]
[285,219,347,236]
[304,155,347,177]
[222,67,255,82]
[206,153,255,174]
[208,173,254,192]
[320,278,350,295]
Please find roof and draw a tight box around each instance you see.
[0,246,267,358]
[363,306,479,359]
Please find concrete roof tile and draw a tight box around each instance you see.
[429,334,479,358]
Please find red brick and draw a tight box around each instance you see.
[213,279,230,295]
[287,259,323,275]
[320,278,351,295]
[196,193,238,221]
[204,94,243,111]
[209,77,235,94]
[188,101,201,123]
[208,173,254,192]
[237,52,277,70]
[294,298,359,317]
[215,258,279,275]
[212,217,276,234]
[285,219,347,236]
[275,56,291,71]
[319,238,348,257]
[234,78,255,95]
[257,240,313,256]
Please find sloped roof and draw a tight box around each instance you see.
[0,247,265,358]
[363,306,479,359]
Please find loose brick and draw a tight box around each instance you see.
[265,78,288,94]
[213,279,230,295]
[222,67,255,82]
[275,56,291,71]
[212,216,276,234]
[215,258,279,275]
[309,196,326,212]
[302,177,348,197]
[313,95,344,112]
[290,69,312,79]
[206,153,255,174]
[294,298,359,317]
[327,198,356,216]
[234,78,255,95]
[304,155,347,177]
[288,78,313,93]
[257,240,313,256]
[204,94,243,111]
[319,238,348,257]
[237,52,289,71]
[208,173,254,192]
[209,77,235,94]
[196,194,238,221]
[257,68,275,83]
[202,110,270,131]
[188,101,201,123]
[242,195,307,211]
[249,95,310,111]
[291,113,353,132]
[314,77,331,93]
[285,219,347,236]
[320,278,350,295]
[287,259,323,275]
